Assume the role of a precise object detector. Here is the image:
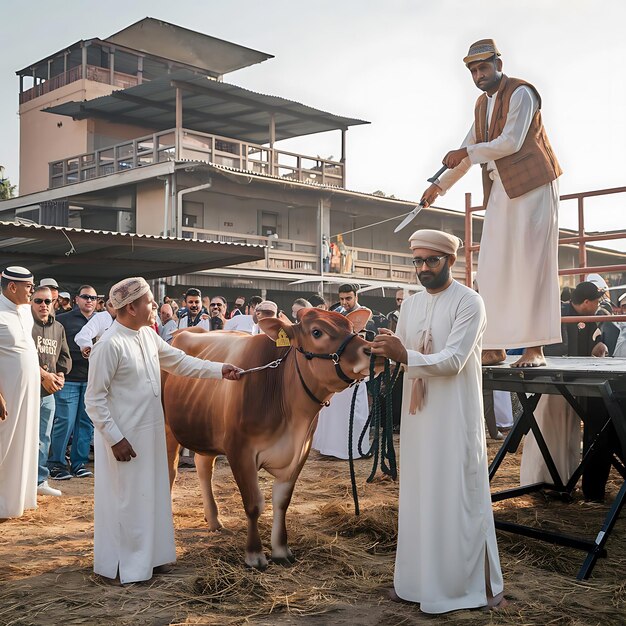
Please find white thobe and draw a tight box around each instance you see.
[0,294,40,518]
[85,321,223,583]
[519,395,581,486]
[438,86,561,349]
[312,383,369,459]
[224,315,255,334]
[394,281,503,613]
[494,391,514,429]
[75,311,113,351]
[178,314,210,331]
[159,319,177,343]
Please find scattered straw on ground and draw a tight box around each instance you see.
[1,436,625,625]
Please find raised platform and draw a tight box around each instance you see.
[483,356,626,579]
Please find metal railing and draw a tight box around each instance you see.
[49,128,345,188]
[179,229,423,282]
[20,64,140,104]
[465,185,626,323]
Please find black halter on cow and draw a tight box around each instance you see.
[163,308,385,569]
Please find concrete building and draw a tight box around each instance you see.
[1,17,624,312]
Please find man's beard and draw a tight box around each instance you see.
[419,262,451,290]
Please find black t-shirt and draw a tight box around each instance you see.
[56,308,94,382]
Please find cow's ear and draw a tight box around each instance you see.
[258,317,295,341]
[346,308,371,333]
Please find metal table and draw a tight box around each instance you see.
[483,356,626,579]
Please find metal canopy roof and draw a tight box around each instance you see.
[44,69,369,144]
[105,17,273,75]
[0,221,265,286]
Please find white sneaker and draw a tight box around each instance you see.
[37,480,62,496]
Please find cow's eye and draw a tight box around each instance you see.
[311,329,322,338]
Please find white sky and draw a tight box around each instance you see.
[1,0,625,242]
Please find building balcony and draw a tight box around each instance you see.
[49,128,345,189]
[19,64,140,105]
[181,227,417,282]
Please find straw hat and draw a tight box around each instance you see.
[463,39,501,66]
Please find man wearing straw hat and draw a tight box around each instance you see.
[85,277,242,584]
[372,230,505,613]
[420,38,562,368]
[0,266,40,519]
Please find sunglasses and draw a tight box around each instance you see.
[78,294,98,301]
[33,298,52,305]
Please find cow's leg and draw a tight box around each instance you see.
[270,480,297,566]
[165,420,180,490]
[228,453,267,569]
[196,454,222,531]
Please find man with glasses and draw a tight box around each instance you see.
[208,296,227,331]
[420,39,561,368]
[39,278,59,311]
[31,285,72,497]
[48,285,98,480]
[371,229,505,613]
[0,266,40,518]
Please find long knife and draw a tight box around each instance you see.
[394,165,448,233]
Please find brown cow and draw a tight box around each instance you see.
[163,308,376,569]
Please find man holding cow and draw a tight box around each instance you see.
[85,277,241,584]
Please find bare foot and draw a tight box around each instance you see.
[510,346,546,368]
[482,349,506,366]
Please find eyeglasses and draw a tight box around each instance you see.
[33,298,52,305]
[412,255,449,269]
[78,294,98,301]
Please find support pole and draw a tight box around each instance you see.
[175,87,183,160]
[81,42,87,81]
[109,46,115,85]
[341,129,347,187]
[269,113,276,176]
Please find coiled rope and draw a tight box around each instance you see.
[348,356,400,515]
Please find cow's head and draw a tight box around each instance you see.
[259,308,382,393]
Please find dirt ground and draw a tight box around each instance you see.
[1,435,625,626]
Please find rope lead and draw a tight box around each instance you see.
[348,355,400,516]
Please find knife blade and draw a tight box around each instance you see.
[394,202,425,233]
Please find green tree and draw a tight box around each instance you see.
[0,166,16,200]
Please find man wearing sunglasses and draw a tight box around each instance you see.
[371,229,505,613]
[31,285,72,497]
[0,266,40,518]
[48,285,98,481]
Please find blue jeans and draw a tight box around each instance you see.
[38,394,56,484]
[48,381,93,473]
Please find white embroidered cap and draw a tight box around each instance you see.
[109,277,150,309]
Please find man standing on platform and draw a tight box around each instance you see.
[0,266,40,519]
[85,277,241,584]
[420,39,562,368]
[371,230,505,613]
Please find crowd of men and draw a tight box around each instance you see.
[0,273,406,501]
